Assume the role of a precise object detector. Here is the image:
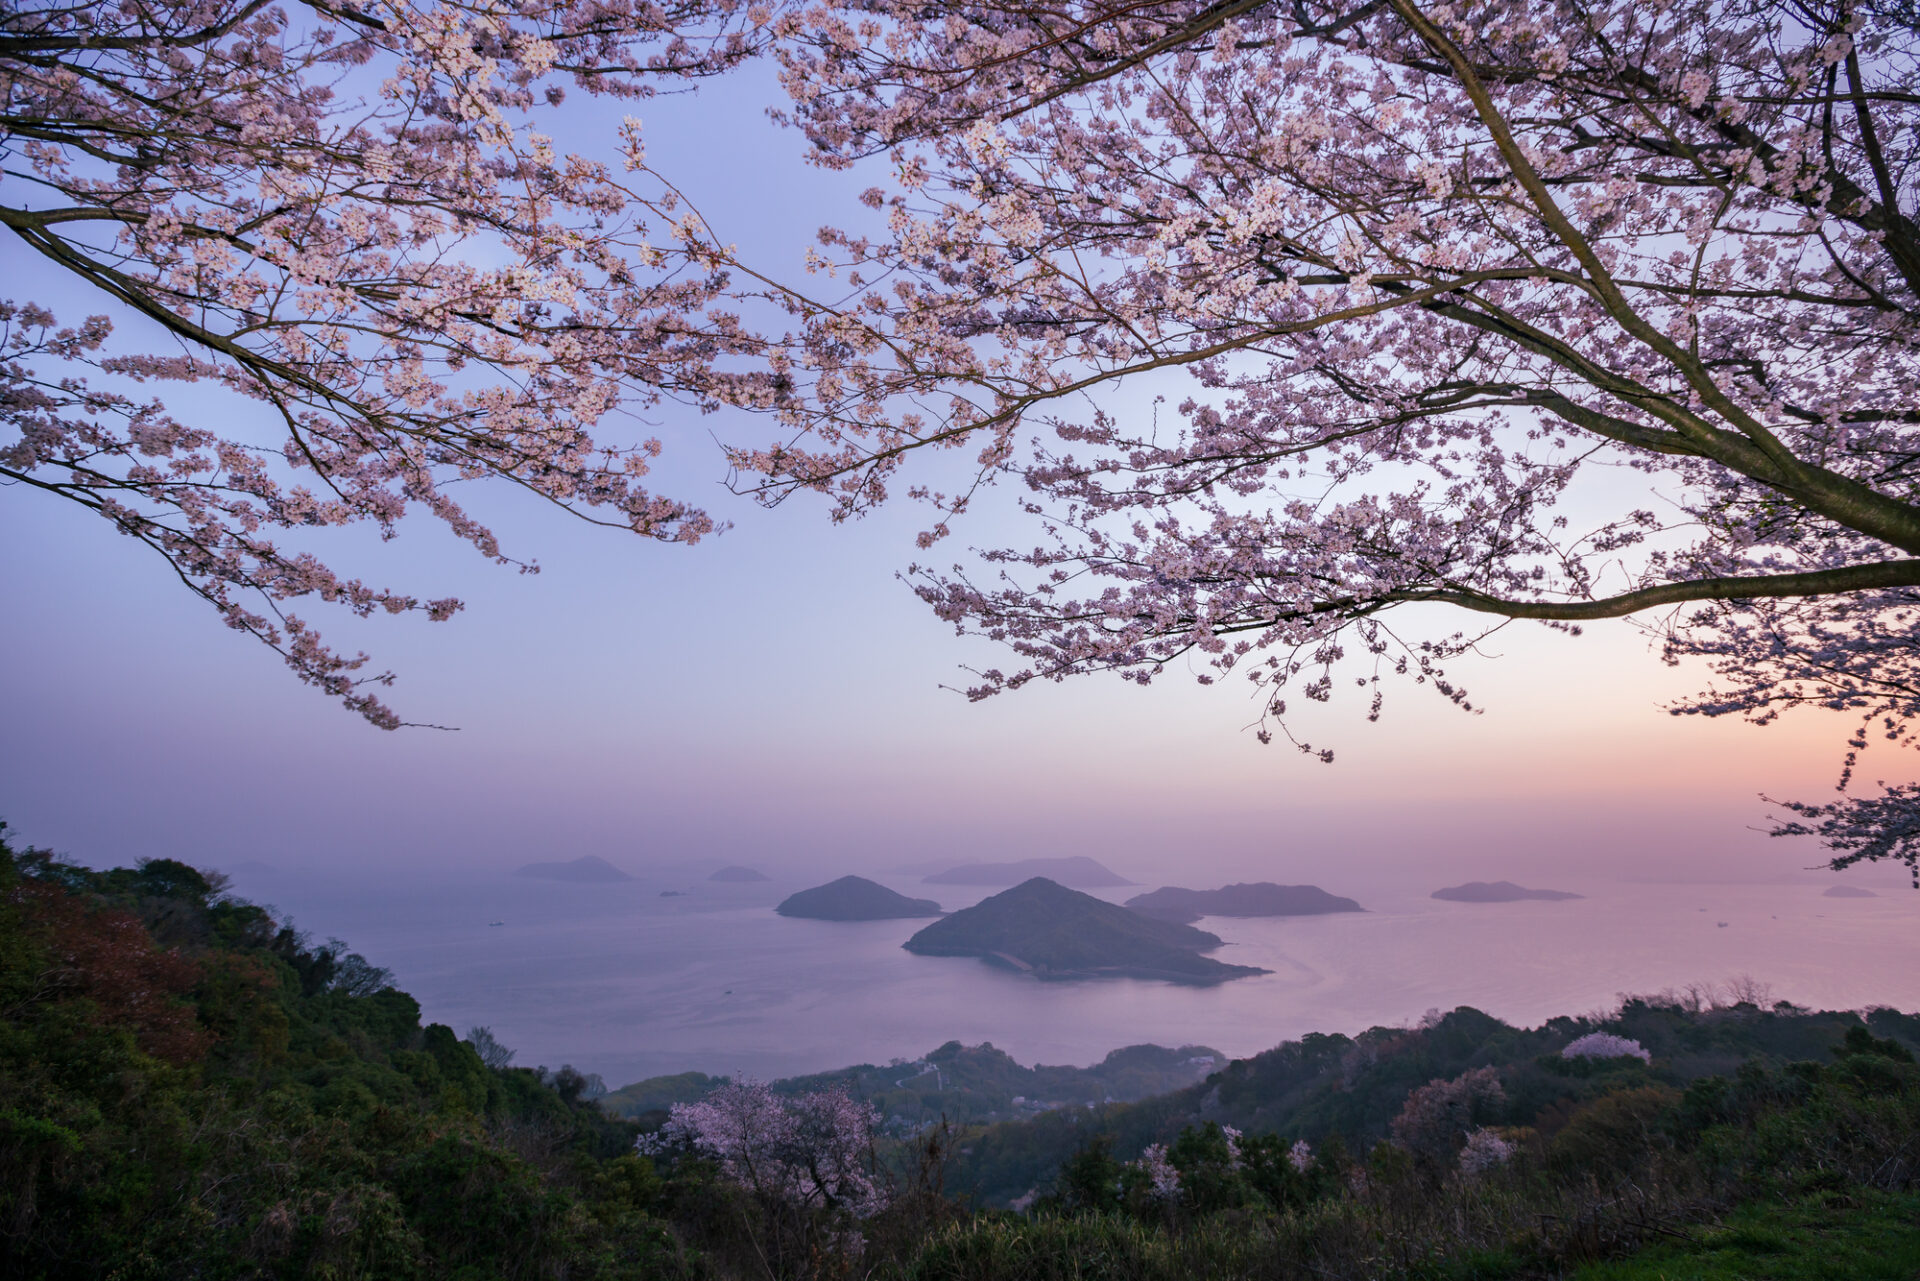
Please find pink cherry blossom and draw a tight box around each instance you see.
[1134,1141,1181,1200]
[719,0,1920,876]
[1457,1127,1515,1176]
[1,1,780,725]
[641,1079,888,1217]
[14,2,1920,880]
[1561,1032,1653,1064]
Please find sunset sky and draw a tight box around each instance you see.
[1,68,1892,894]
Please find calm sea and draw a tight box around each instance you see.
[229,867,1919,1089]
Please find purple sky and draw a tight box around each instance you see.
[1,68,1893,894]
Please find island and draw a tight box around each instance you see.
[903,877,1268,985]
[1823,885,1879,898]
[511,855,633,883]
[1125,882,1364,925]
[776,875,945,921]
[923,856,1133,887]
[709,865,771,882]
[1432,880,1582,902]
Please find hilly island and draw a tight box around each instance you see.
[1432,880,1583,902]
[510,854,632,883]
[776,875,944,920]
[903,877,1268,984]
[1125,882,1364,925]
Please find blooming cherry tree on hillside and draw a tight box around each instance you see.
[716,0,1920,880]
[640,1080,887,1217]
[1561,1032,1653,1063]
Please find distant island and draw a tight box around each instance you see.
[1432,880,1582,902]
[923,856,1133,887]
[1823,885,1879,898]
[904,877,1267,985]
[776,875,945,921]
[1125,882,1364,925]
[511,855,632,883]
[709,865,770,882]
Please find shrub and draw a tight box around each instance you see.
[1549,1085,1683,1179]
[1390,1067,1505,1166]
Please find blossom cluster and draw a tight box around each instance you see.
[638,1080,887,1217]
[1457,1127,1515,1176]
[1133,1142,1182,1201]
[730,0,1920,861]
[1560,1033,1653,1064]
[2,1,778,723]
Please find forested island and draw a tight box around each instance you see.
[709,866,771,883]
[903,877,1267,983]
[5,834,1917,1281]
[1124,882,1364,924]
[1431,880,1583,902]
[775,875,944,920]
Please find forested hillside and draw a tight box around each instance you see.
[943,996,1920,1205]
[0,827,677,1279]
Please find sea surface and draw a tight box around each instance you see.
[229,867,1920,1090]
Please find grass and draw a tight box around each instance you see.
[1574,1191,1920,1281]
[887,1190,1920,1281]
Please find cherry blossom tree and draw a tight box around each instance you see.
[1456,1126,1514,1176]
[15,1,1920,883]
[1561,1031,1652,1063]
[709,0,1920,882]
[0,0,783,726]
[639,1079,887,1217]
[1391,1065,1504,1163]
[1132,1141,1183,1201]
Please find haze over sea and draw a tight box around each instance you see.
[226,864,1919,1089]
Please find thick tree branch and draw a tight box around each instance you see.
[1410,560,1920,621]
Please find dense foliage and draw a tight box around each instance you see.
[5,828,1915,1279]
[941,993,1920,1206]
